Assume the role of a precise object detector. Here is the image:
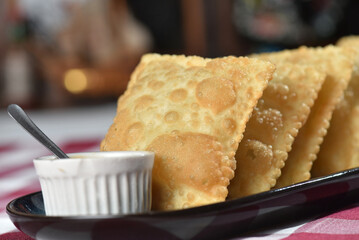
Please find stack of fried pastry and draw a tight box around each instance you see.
[312,36,359,177]
[101,36,359,211]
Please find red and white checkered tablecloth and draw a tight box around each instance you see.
[1,104,359,240]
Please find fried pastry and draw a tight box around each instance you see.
[260,46,354,188]
[228,62,325,198]
[101,54,275,210]
[312,36,359,176]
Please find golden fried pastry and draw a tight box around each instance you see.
[258,46,354,188]
[337,35,359,48]
[101,54,275,210]
[311,36,359,176]
[228,62,325,198]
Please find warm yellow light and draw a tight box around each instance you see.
[64,69,88,94]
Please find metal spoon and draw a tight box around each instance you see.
[7,104,69,159]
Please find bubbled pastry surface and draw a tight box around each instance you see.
[101,53,275,211]
[228,62,326,198]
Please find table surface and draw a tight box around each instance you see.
[1,103,359,240]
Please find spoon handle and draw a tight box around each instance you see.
[7,104,69,159]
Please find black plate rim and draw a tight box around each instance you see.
[7,166,359,221]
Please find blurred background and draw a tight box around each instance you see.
[0,0,358,110]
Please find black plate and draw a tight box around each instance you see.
[7,167,359,240]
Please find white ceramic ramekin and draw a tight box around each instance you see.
[33,151,154,216]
